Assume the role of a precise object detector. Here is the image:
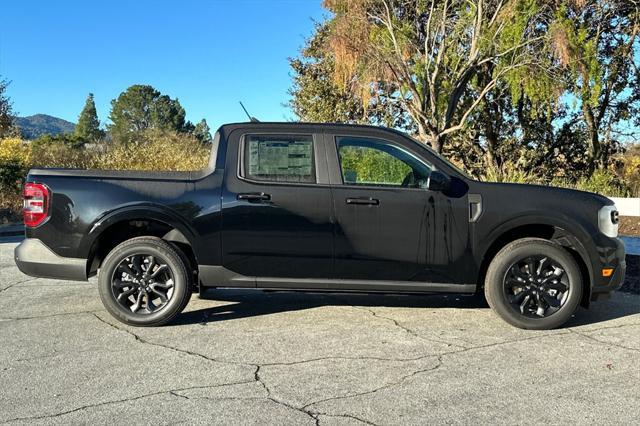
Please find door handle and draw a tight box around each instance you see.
[346,197,379,206]
[237,192,271,202]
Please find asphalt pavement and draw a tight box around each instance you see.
[1,239,639,425]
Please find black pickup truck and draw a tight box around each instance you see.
[14,122,625,329]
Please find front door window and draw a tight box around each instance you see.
[336,137,431,189]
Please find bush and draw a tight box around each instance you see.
[546,169,627,197]
[0,131,210,222]
[573,169,629,197]
[617,145,640,197]
[91,130,209,171]
[482,166,538,184]
[483,162,630,197]
[0,138,31,220]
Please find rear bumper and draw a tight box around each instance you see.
[14,238,87,281]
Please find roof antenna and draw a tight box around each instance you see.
[239,101,259,122]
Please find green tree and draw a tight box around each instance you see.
[0,77,17,138]
[289,22,413,130]
[75,93,104,143]
[108,85,187,143]
[32,133,86,150]
[321,0,560,153]
[550,1,639,172]
[193,119,212,144]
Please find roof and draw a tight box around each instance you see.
[217,121,408,138]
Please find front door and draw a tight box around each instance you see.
[328,134,460,284]
[221,131,333,286]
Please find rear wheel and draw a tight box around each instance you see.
[485,238,582,330]
[98,236,192,326]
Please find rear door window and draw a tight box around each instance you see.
[244,135,316,183]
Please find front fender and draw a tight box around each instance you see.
[478,212,596,285]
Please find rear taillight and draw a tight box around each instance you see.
[23,183,50,227]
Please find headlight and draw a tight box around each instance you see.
[598,205,619,238]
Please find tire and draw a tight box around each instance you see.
[98,236,192,326]
[485,238,582,330]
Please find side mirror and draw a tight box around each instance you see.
[427,170,451,192]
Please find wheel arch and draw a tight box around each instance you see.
[83,204,199,278]
[477,217,594,308]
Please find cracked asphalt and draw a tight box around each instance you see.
[1,239,640,425]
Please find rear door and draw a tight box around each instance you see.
[221,130,333,287]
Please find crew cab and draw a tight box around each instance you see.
[14,122,625,329]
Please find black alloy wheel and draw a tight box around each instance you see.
[99,236,192,326]
[111,254,175,314]
[503,255,570,318]
[485,238,582,330]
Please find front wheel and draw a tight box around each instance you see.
[98,236,192,326]
[485,238,582,330]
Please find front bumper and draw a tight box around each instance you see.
[14,238,87,281]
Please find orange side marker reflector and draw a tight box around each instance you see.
[602,268,614,277]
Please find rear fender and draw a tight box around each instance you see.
[80,203,198,260]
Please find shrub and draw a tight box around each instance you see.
[617,145,640,197]
[30,138,94,169]
[573,169,629,197]
[0,138,31,221]
[549,169,628,197]
[0,131,210,222]
[90,130,209,171]
[482,166,538,184]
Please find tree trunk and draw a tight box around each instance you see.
[582,103,601,173]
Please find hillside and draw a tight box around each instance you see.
[15,114,76,139]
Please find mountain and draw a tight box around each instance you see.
[15,114,76,140]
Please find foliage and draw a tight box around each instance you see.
[0,138,31,216]
[289,21,413,130]
[192,119,213,144]
[75,93,104,143]
[481,165,537,185]
[339,146,410,184]
[617,145,640,197]
[321,0,557,152]
[0,77,17,138]
[108,85,188,144]
[90,130,209,171]
[561,169,628,197]
[32,133,87,150]
[289,1,640,182]
[0,132,210,218]
[550,1,640,170]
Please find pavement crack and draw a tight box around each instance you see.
[568,328,640,353]
[13,348,130,363]
[302,332,576,413]
[91,313,255,368]
[571,322,640,333]
[354,306,466,349]
[0,278,37,293]
[261,353,436,367]
[317,413,379,426]
[0,311,102,322]
[0,390,168,423]
[0,381,259,424]
[303,355,443,412]
[254,365,319,424]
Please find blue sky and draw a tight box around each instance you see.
[0,0,326,130]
